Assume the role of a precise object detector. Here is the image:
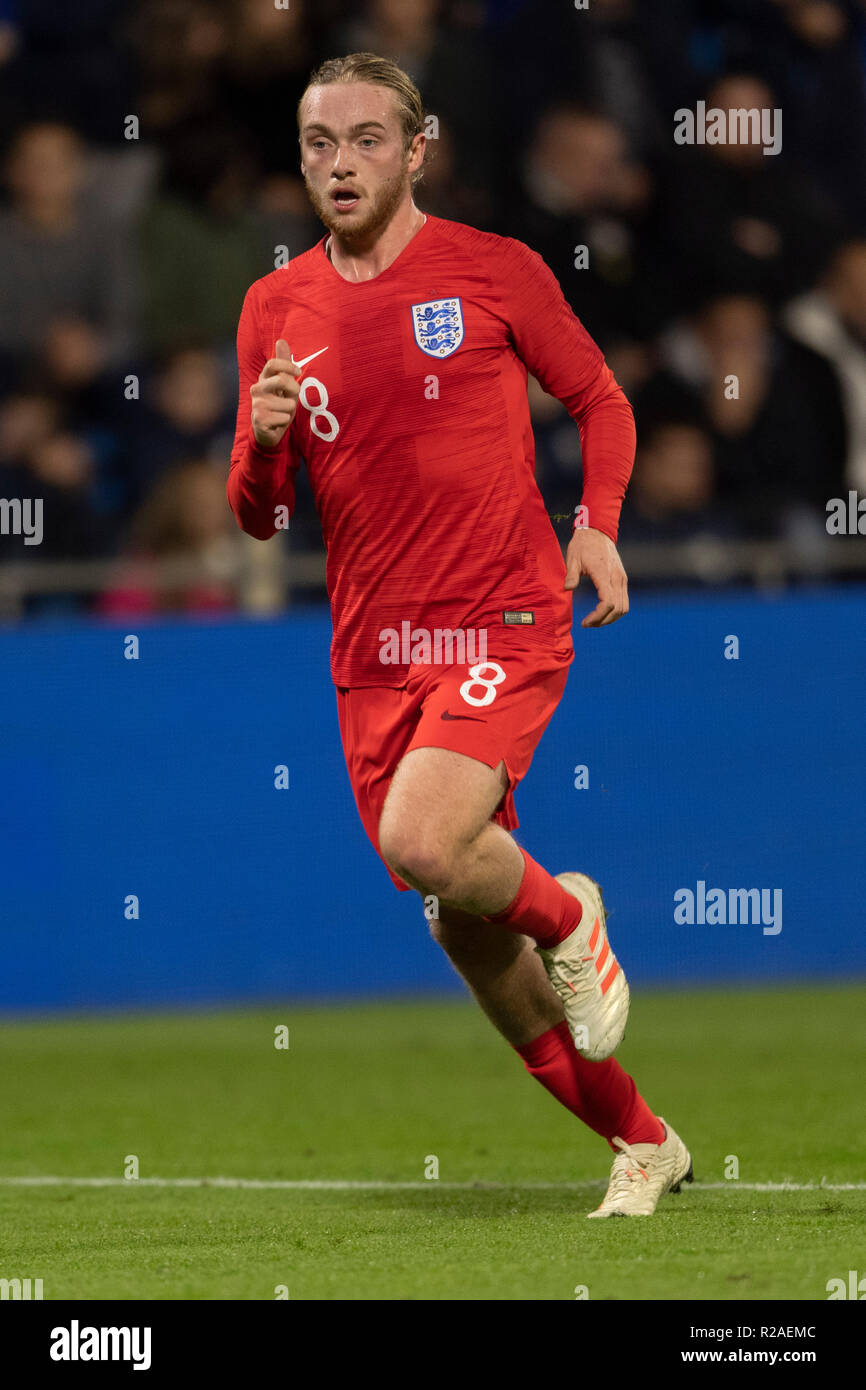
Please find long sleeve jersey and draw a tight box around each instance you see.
[227,213,635,687]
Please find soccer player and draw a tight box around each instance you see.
[227,53,692,1217]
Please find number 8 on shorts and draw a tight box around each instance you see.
[459,662,506,708]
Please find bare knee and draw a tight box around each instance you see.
[379,816,463,897]
[378,746,508,897]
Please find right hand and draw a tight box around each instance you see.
[250,339,301,448]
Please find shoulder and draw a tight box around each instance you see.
[241,238,327,312]
[423,217,552,307]
[426,215,543,273]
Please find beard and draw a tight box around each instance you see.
[304,166,410,253]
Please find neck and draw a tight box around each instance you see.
[326,199,426,283]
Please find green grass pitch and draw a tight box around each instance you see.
[0,984,863,1300]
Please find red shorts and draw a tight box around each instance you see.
[336,644,572,891]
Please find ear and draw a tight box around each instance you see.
[408,132,426,174]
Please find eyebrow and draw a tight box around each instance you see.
[302,121,388,137]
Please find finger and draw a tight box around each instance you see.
[563,561,583,591]
[252,374,301,399]
[273,339,299,374]
[257,402,296,423]
[253,373,300,394]
[580,560,617,626]
[252,403,295,426]
[618,573,630,617]
[583,559,615,604]
[261,359,301,383]
[252,411,296,433]
[595,572,629,626]
[581,599,616,628]
[272,338,300,374]
[262,338,300,382]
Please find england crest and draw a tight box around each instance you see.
[411,297,464,358]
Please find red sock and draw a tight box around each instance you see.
[516,1020,665,1150]
[488,848,582,948]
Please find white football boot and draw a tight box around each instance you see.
[587,1119,694,1218]
[534,872,629,1061]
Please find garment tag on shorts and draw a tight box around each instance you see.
[502,610,535,625]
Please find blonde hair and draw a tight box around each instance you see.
[298,52,426,185]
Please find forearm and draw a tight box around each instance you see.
[226,429,295,541]
[501,238,636,543]
[574,368,636,543]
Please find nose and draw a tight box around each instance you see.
[331,144,357,179]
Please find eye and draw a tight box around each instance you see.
[359,137,378,148]
[311,140,328,150]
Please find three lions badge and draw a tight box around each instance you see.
[411,298,464,358]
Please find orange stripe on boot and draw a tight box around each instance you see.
[600,959,619,995]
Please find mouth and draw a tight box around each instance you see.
[330,187,361,213]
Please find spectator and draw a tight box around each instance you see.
[0,390,61,476]
[27,430,109,559]
[0,392,111,565]
[219,0,312,182]
[0,425,110,565]
[0,0,863,612]
[128,0,227,141]
[0,122,135,383]
[98,459,240,616]
[117,346,234,514]
[618,418,739,546]
[508,103,670,346]
[773,0,866,227]
[661,73,846,313]
[638,293,847,535]
[675,0,866,228]
[567,0,668,158]
[786,238,866,494]
[136,117,276,352]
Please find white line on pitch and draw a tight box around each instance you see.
[0,1177,863,1192]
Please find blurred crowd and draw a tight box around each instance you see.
[1,0,865,616]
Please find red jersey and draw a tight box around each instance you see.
[227,214,635,687]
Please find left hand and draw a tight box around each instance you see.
[564,526,629,628]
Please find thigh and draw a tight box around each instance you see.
[336,683,420,891]
[382,745,509,855]
[398,643,571,837]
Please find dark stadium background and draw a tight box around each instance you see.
[1,0,865,1010]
